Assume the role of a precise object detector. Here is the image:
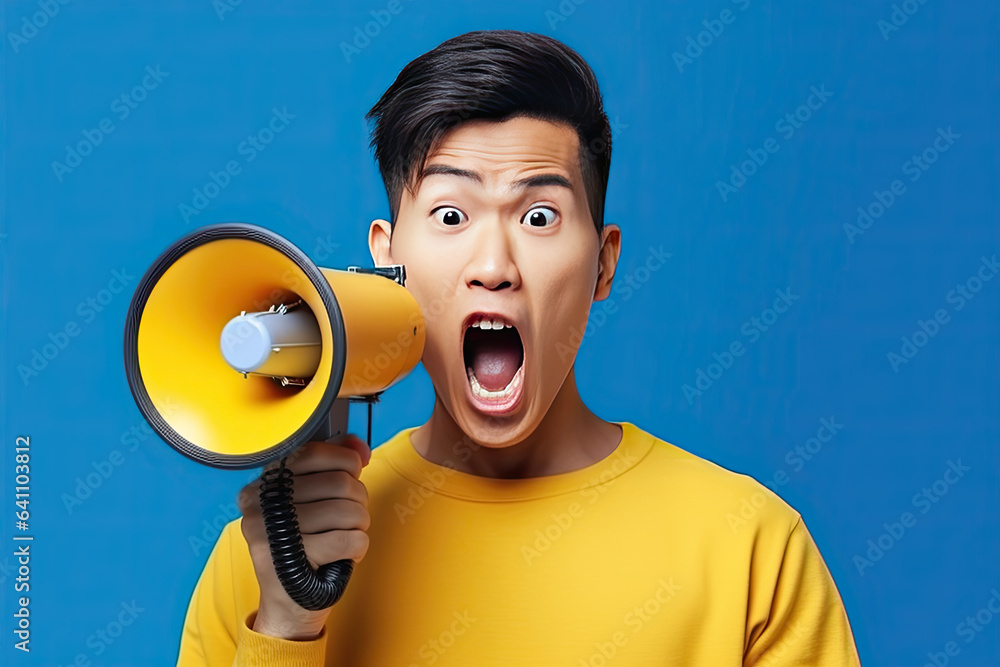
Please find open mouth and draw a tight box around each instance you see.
[462,313,525,414]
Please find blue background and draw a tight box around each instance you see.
[2,1,998,665]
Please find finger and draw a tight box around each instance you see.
[237,481,261,515]
[301,529,370,564]
[281,439,366,477]
[239,490,369,541]
[325,434,372,468]
[296,498,370,534]
[292,470,368,506]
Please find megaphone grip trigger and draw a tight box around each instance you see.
[258,459,354,611]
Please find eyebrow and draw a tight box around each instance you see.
[419,164,573,191]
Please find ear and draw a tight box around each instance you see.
[368,219,393,267]
[594,224,622,301]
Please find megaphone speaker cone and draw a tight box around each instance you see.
[123,223,425,469]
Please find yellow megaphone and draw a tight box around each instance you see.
[123,222,425,610]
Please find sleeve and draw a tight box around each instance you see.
[176,520,329,667]
[232,613,329,667]
[744,516,862,666]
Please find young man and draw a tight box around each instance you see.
[178,30,861,666]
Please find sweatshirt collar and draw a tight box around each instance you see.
[381,422,654,502]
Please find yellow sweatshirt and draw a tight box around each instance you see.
[178,422,861,666]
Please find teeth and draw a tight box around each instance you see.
[468,316,515,330]
[467,364,524,401]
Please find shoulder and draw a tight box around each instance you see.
[624,422,802,539]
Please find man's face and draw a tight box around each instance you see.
[369,116,620,447]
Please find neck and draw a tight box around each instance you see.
[410,367,623,479]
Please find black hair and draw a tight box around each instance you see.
[366,30,612,234]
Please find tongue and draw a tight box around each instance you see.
[466,328,522,392]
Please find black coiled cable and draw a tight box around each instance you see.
[258,458,354,611]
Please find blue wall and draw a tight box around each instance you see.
[1,1,997,665]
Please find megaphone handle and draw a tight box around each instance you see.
[313,396,351,441]
[258,398,355,611]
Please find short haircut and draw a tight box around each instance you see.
[366,30,612,234]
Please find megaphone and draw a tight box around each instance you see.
[123,222,425,610]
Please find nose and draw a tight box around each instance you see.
[464,219,521,292]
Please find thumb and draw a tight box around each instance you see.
[325,433,372,468]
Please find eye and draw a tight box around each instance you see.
[521,206,557,227]
[432,206,467,226]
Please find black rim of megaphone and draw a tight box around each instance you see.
[123,222,347,470]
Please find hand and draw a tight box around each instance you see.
[238,434,372,640]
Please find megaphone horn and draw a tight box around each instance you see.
[123,222,425,610]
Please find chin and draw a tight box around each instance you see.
[453,388,538,449]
